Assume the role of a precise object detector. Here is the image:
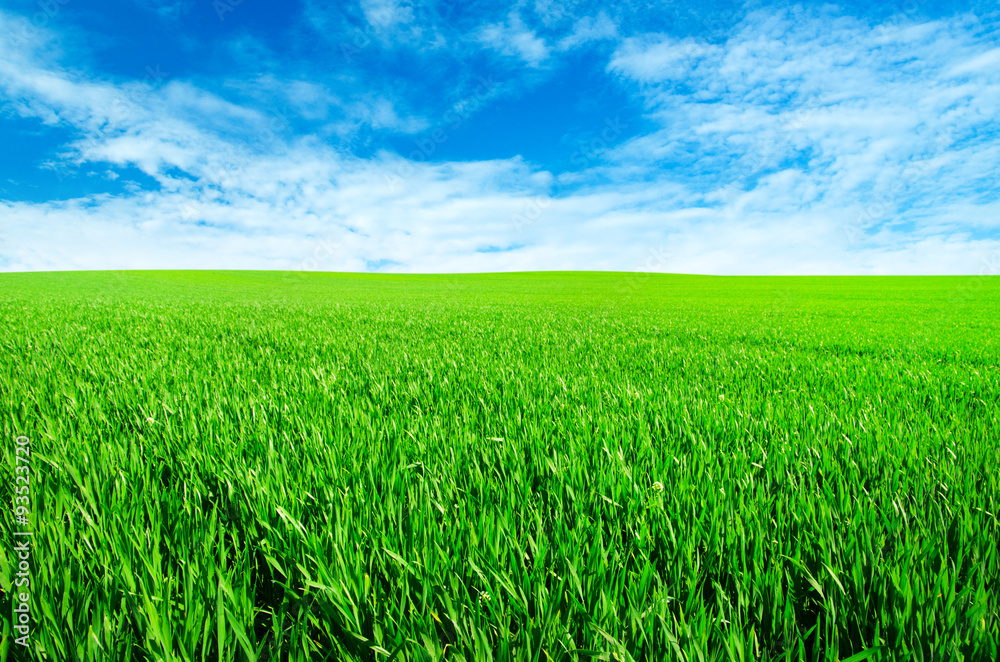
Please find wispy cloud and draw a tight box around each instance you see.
[478,13,551,67]
[1,4,999,274]
[557,13,619,51]
[360,0,415,30]
[606,8,1000,246]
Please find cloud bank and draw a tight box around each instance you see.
[1,3,999,274]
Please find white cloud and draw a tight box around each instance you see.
[478,13,550,67]
[282,80,338,121]
[356,97,429,133]
[1,8,999,275]
[557,12,618,51]
[948,46,1000,77]
[606,8,1000,255]
[609,35,721,82]
[303,0,443,53]
[361,0,415,29]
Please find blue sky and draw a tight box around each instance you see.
[1,0,999,274]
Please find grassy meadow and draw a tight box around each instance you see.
[1,270,998,661]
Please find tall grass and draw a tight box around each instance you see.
[1,271,998,661]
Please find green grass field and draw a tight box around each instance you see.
[1,271,998,661]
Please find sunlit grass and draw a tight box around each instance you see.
[1,270,998,661]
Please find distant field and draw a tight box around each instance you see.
[1,271,998,661]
